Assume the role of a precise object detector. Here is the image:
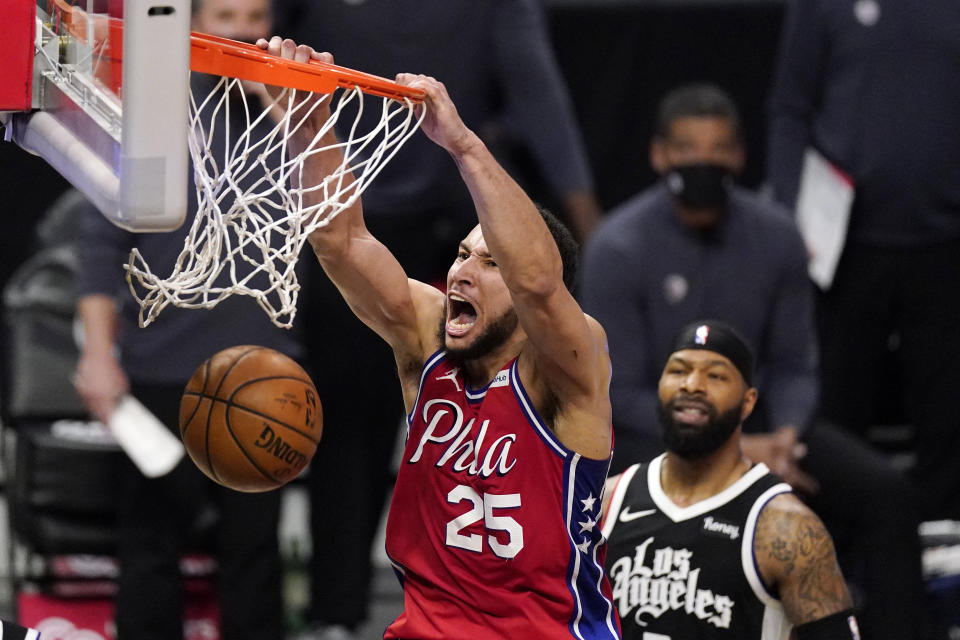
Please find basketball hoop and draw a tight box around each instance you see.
[125,34,426,329]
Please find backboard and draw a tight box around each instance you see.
[0,0,191,232]
[3,1,427,328]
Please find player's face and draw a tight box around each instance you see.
[192,0,272,44]
[442,226,518,361]
[656,349,756,458]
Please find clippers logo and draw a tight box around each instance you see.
[695,324,710,345]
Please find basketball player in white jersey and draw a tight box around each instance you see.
[601,319,859,640]
[260,39,619,638]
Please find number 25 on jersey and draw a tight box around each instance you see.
[445,484,524,559]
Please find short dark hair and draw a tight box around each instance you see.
[654,83,742,141]
[535,204,579,292]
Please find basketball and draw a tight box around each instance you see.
[179,345,322,492]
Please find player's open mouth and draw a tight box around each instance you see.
[671,399,711,426]
[447,292,477,336]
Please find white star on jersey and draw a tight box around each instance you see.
[578,518,596,534]
[576,538,592,554]
[581,493,597,512]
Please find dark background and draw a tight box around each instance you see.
[543,2,783,210]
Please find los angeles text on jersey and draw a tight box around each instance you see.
[608,536,734,629]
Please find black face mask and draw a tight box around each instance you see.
[664,163,733,209]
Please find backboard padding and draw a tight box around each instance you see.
[0,1,35,111]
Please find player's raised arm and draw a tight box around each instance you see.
[260,38,442,370]
[398,73,611,458]
[754,493,859,636]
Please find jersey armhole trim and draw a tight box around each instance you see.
[742,482,793,607]
[600,462,642,539]
[406,349,447,427]
[509,358,569,458]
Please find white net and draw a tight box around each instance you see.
[124,75,424,329]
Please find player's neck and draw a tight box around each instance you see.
[458,334,525,387]
[461,351,516,387]
[660,439,750,508]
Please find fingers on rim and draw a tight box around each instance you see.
[280,38,298,57]
[295,43,314,63]
[265,35,283,55]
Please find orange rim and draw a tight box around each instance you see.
[43,2,424,103]
[190,33,425,103]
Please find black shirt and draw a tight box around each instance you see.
[602,456,792,639]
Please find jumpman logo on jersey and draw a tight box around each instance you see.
[435,367,462,392]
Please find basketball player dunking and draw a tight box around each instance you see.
[261,38,620,639]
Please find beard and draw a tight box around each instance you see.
[437,302,519,367]
[656,395,743,460]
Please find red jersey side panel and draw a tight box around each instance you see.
[384,351,621,639]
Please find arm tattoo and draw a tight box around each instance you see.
[755,495,853,624]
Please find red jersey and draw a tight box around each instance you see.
[384,350,621,639]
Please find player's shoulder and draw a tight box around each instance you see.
[582,312,609,346]
[753,491,834,575]
[752,480,854,623]
[756,490,813,524]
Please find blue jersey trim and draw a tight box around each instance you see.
[563,453,622,639]
[406,349,447,428]
[508,359,569,458]
[465,380,492,403]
